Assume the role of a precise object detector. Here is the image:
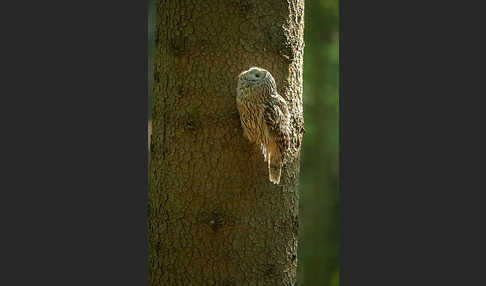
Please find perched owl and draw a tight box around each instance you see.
[236,67,291,184]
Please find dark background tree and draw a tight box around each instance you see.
[148,0,305,285]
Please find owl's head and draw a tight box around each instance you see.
[237,67,277,98]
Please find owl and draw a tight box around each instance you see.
[236,67,291,184]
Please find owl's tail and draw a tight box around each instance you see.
[268,153,282,184]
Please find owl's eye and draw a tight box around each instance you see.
[255,74,260,78]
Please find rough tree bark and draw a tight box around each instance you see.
[148,1,304,285]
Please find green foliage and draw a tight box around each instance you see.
[298,0,339,284]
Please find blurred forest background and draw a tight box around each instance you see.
[147,0,339,285]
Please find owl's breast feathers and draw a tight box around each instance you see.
[236,94,264,143]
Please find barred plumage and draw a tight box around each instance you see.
[236,67,291,184]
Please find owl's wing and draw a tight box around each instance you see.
[264,96,290,154]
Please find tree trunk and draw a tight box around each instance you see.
[148,0,304,285]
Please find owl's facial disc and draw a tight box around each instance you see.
[247,68,266,82]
